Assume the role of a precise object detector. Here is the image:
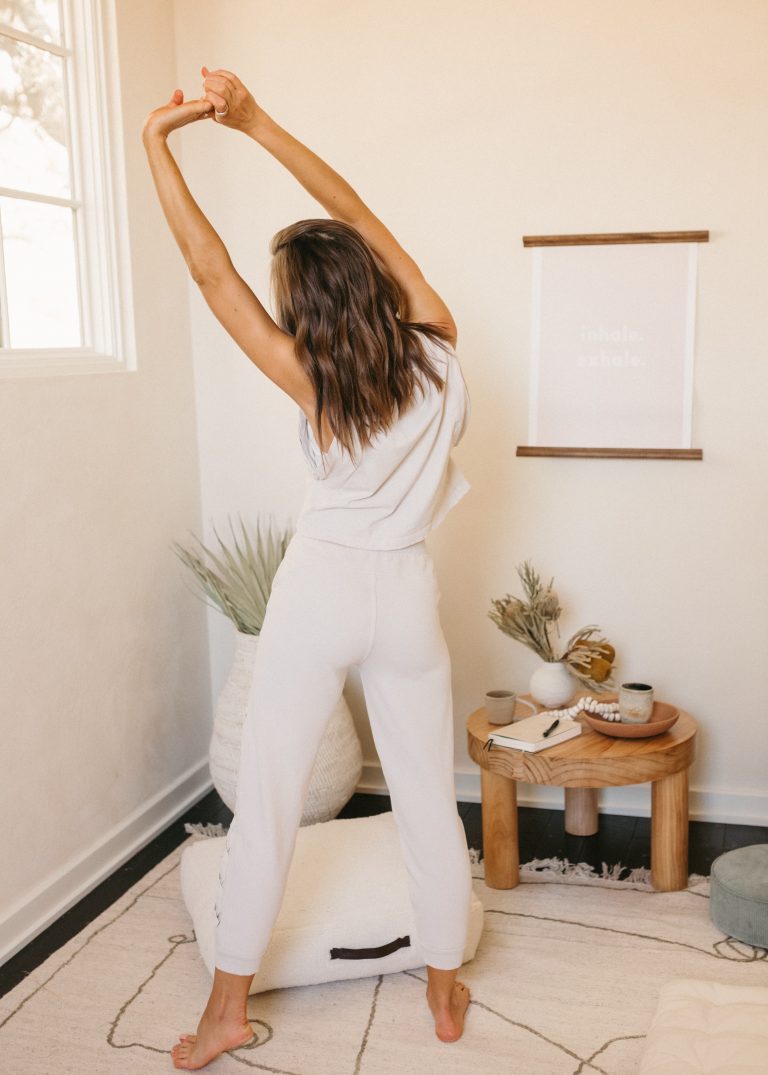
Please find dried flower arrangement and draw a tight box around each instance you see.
[488,560,616,693]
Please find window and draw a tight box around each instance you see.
[0,0,135,376]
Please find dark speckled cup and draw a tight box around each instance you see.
[619,682,654,723]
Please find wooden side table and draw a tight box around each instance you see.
[466,690,697,892]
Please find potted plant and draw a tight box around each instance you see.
[488,560,616,707]
[171,514,362,824]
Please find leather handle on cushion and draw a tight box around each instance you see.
[329,935,411,960]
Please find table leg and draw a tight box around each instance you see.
[480,766,519,889]
[651,768,689,891]
[564,788,599,835]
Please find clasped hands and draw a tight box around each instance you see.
[142,66,260,141]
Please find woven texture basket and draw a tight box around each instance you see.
[209,630,363,824]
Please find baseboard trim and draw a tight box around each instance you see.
[358,763,768,827]
[0,758,212,967]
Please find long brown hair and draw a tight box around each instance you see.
[269,218,453,463]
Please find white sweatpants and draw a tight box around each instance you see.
[213,531,473,975]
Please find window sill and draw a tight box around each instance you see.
[0,349,135,379]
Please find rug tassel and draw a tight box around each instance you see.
[184,821,228,838]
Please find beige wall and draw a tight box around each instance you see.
[173,0,768,825]
[0,0,211,962]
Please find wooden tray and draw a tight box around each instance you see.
[582,700,680,738]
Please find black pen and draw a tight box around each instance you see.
[542,718,560,738]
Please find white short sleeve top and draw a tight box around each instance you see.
[294,332,471,549]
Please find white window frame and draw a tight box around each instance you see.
[0,0,136,378]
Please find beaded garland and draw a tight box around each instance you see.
[544,695,622,722]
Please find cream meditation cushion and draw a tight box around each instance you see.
[638,978,768,1073]
[180,810,484,995]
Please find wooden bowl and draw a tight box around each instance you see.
[583,700,680,738]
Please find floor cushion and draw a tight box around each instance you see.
[180,810,484,995]
[710,844,768,949]
[638,977,768,1073]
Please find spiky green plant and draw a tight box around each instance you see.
[170,514,293,634]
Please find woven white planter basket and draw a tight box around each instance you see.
[209,630,363,825]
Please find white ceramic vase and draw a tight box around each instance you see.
[209,629,363,825]
[528,659,577,708]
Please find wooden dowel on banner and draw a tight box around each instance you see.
[522,230,709,247]
[516,446,703,459]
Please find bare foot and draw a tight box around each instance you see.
[170,1008,255,1069]
[426,979,471,1042]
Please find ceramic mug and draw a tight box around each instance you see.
[619,682,654,724]
[484,689,538,725]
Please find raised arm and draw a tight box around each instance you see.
[141,86,311,408]
[201,68,457,346]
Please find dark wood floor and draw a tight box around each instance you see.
[2,789,766,998]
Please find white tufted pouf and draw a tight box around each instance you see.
[180,810,484,995]
[638,977,768,1073]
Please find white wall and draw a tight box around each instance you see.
[175,1,766,826]
[0,0,212,963]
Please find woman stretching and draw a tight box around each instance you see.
[143,66,474,1071]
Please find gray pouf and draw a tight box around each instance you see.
[710,844,768,949]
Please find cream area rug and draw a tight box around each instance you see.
[1,830,766,1075]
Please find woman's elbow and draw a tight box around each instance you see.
[188,259,224,288]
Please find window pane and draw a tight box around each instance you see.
[1,1,62,46]
[1,195,81,347]
[0,35,70,197]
